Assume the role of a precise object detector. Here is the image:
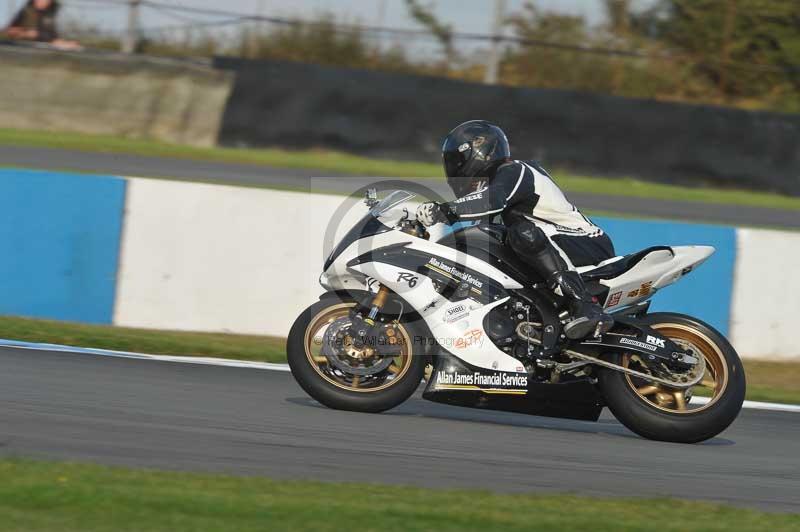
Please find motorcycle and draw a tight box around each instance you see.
[287,190,746,443]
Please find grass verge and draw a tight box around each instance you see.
[742,361,800,404]
[0,128,439,178]
[1,315,798,405]
[0,315,286,364]
[1,459,797,532]
[3,128,800,211]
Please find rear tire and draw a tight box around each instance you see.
[598,313,746,443]
[287,296,426,413]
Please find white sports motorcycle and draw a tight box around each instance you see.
[288,190,746,443]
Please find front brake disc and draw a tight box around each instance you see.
[321,318,395,376]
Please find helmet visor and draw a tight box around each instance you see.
[443,148,467,179]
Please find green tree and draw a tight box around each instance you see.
[631,0,800,110]
[503,5,607,91]
[502,3,674,98]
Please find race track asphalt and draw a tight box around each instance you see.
[1,347,798,512]
[2,144,799,229]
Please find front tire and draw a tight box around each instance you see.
[598,313,746,443]
[287,296,426,413]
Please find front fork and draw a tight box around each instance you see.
[350,286,393,349]
[363,285,390,327]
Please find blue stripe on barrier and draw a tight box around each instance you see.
[595,217,736,335]
[0,169,126,324]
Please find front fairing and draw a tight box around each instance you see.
[323,213,392,271]
[321,191,420,292]
[323,191,419,271]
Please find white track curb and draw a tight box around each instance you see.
[1,339,798,413]
[0,339,290,371]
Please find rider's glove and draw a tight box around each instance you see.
[416,202,448,227]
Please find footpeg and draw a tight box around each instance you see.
[593,320,605,338]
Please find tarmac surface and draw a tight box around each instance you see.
[3,144,799,229]
[2,347,798,512]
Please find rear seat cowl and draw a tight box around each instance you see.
[580,246,674,282]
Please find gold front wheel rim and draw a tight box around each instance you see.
[303,303,413,393]
[624,323,729,415]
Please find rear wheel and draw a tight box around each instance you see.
[287,296,426,413]
[598,313,746,443]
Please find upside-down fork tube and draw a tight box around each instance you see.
[363,286,390,326]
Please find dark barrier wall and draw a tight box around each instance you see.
[216,57,800,196]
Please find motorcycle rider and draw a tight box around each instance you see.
[416,120,616,340]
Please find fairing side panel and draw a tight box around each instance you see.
[348,258,524,372]
[422,296,525,373]
[435,224,538,286]
[406,238,524,290]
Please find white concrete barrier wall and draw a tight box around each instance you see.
[731,228,800,360]
[114,178,800,360]
[115,179,364,336]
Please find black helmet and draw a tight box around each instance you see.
[442,120,511,196]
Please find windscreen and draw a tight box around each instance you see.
[369,190,416,216]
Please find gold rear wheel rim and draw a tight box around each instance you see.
[304,303,413,393]
[624,323,729,414]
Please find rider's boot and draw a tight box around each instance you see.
[526,241,614,340]
[548,270,614,340]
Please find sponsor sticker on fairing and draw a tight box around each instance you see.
[454,329,483,349]
[426,257,484,289]
[443,303,469,323]
[607,291,623,307]
[396,272,419,287]
[435,371,528,388]
[627,281,654,299]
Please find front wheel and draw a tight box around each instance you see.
[598,313,746,443]
[287,296,426,413]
